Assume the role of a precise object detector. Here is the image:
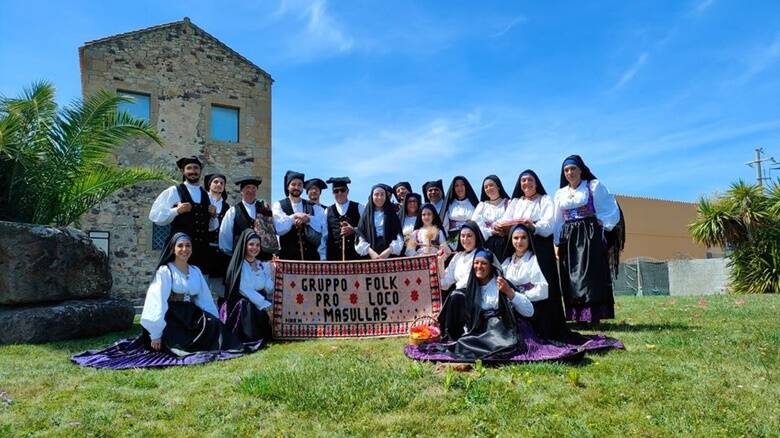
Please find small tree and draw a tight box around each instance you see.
[689,181,780,294]
[0,81,175,226]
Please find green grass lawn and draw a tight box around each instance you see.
[1,295,778,437]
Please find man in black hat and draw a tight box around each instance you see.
[392,181,412,215]
[393,182,412,204]
[422,179,446,220]
[324,177,364,261]
[272,170,325,260]
[304,178,328,210]
[149,155,212,270]
[304,178,328,251]
[218,176,273,257]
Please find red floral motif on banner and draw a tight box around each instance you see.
[410,290,419,302]
[296,293,304,304]
[350,293,358,305]
[404,278,411,286]
[354,280,361,289]
[289,281,296,289]
[416,277,422,285]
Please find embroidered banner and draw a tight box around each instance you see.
[271,255,442,339]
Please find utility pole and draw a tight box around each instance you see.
[746,148,776,187]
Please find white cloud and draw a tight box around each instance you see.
[272,0,354,62]
[610,52,649,92]
[737,34,780,83]
[490,16,526,38]
[693,0,715,15]
[272,111,490,202]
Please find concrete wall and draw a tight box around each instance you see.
[79,18,272,303]
[668,258,731,296]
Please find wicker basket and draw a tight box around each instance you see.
[408,315,441,346]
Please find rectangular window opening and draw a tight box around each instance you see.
[211,104,239,143]
[117,90,151,122]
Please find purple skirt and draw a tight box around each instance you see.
[566,303,616,323]
[404,319,623,363]
[71,336,263,369]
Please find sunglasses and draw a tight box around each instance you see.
[332,188,347,194]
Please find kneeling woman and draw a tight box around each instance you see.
[502,224,625,350]
[221,229,274,344]
[72,233,246,368]
[439,220,486,292]
[502,224,564,339]
[437,250,535,360]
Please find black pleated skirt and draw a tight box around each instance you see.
[558,217,615,322]
[221,298,272,343]
[148,302,244,356]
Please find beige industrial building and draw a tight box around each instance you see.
[79,18,272,303]
[615,195,719,261]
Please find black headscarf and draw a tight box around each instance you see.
[224,229,261,307]
[421,179,444,203]
[460,250,518,336]
[455,220,486,252]
[156,232,192,270]
[400,193,422,223]
[479,175,510,202]
[559,155,597,188]
[356,184,403,248]
[204,173,228,200]
[413,203,444,231]
[511,169,548,199]
[444,176,479,213]
[502,223,538,260]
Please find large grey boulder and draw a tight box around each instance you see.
[0,298,134,344]
[0,221,112,305]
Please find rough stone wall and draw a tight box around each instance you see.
[79,19,272,303]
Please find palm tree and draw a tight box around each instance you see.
[0,81,175,226]
[689,180,780,294]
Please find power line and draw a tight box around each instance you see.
[746,147,776,187]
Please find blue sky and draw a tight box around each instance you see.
[2,0,780,204]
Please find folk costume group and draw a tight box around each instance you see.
[73,154,624,369]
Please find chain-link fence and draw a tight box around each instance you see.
[613,257,670,296]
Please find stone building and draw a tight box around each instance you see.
[79,18,272,303]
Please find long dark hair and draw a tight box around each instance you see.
[156,232,192,270]
[356,184,403,247]
[455,220,486,252]
[224,229,261,307]
[444,176,479,213]
[480,175,510,202]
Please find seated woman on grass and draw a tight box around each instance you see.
[502,223,626,351]
[437,250,535,360]
[72,233,247,369]
[406,249,587,363]
[220,229,275,345]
